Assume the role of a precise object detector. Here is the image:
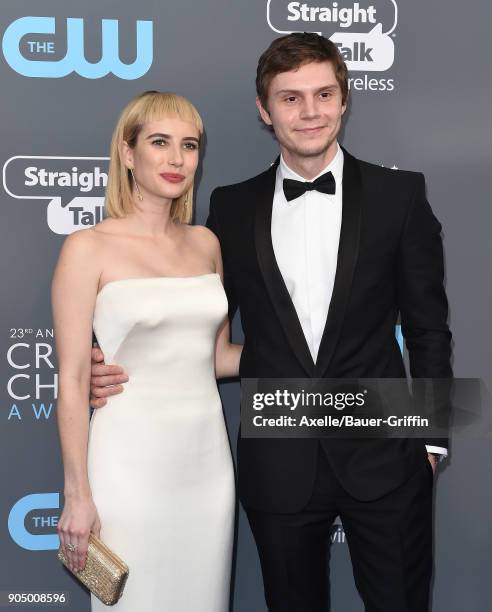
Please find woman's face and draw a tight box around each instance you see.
[123,115,200,204]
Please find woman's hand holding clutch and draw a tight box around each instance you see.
[57,495,101,573]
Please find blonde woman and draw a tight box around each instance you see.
[52,91,240,611]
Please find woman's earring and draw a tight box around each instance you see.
[129,167,143,202]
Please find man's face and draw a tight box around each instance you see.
[257,60,346,161]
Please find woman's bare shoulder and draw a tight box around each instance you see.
[91,217,128,236]
[61,226,100,253]
[75,218,130,252]
[185,224,220,251]
[53,228,102,291]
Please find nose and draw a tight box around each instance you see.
[168,143,184,168]
[299,96,320,120]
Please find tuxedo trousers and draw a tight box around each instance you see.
[245,443,434,612]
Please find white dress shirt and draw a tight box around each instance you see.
[270,142,446,459]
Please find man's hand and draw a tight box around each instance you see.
[427,453,438,475]
[90,347,128,409]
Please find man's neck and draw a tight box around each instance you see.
[281,141,339,181]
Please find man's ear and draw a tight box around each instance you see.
[120,140,134,169]
[341,92,349,116]
[256,96,273,126]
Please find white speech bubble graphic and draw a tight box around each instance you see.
[331,23,394,71]
[266,0,398,71]
[47,196,105,234]
[3,155,109,235]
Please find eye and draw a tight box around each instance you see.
[284,96,297,103]
[320,91,333,99]
[183,142,198,151]
[151,138,167,147]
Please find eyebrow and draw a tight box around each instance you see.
[146,132,199,143]
[275,84,339,96]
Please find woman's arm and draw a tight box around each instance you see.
[212,234,243,379]
[51,229,101,572]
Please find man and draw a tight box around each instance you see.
[90,34,452,611]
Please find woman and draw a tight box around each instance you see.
[52,91,240,610]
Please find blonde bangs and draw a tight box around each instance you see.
[140,93,203,135]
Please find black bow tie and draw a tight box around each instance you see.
[283,171,336,202]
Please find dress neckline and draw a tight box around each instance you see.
[96,273,220,301]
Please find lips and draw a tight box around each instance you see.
[160,173,185,183]
[296,126,326,133]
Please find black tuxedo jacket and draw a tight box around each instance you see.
[206,148,452,513]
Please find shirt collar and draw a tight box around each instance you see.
[278,141,344,186]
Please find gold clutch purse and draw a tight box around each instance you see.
[58,533,129,606]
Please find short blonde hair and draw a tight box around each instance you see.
[105,91,204,223]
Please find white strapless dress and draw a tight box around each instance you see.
[87,273,235,611]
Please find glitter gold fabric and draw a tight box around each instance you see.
[58,533,129,606]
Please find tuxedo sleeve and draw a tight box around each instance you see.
[396,173,453,451]
[206,188,239,323]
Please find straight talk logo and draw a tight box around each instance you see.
[267,0,397,91]
[3,156,109,234]
[286,2,378,30]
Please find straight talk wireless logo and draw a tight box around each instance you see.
[3,156,109,234]
[267,0,397,92]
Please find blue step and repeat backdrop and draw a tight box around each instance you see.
[1,1,491,610]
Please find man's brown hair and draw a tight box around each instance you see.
[256,33,349,109]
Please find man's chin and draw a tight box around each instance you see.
[291,142,334,159]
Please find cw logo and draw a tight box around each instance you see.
[2,16,153,79]
[8,493,60,551]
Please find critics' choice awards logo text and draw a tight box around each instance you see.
[267,1,397,91]
[3,156,109,234]
[6,328,58,423]
[2,16,153,79]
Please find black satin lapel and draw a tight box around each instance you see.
[315,150,362,377]
[254,162,315,376]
